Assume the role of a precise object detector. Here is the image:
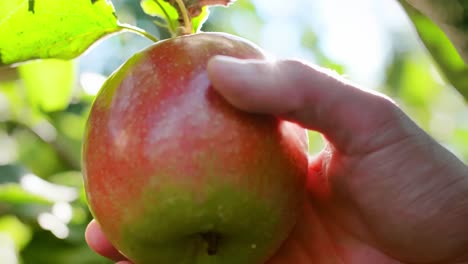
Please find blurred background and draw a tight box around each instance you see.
[0,0,467,263]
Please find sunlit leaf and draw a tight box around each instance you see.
[18,59,76,112]
[0,184,51,205]
[399,56,441,107]
[383,51,442,128]
[0,0,122,65]
[400,1,468,101]
[453,128,468,162]
[141,0,179,34]
[141,0,212,34]
[192,7,210,33]
[401,0,468,63]
[0,215,33,250]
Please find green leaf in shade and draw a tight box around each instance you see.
[0,215,33,250]
[399,1,468,102]
[141,0,211,34]
[18,59,76,112]
[15,128,69,178]
[0,164,27,184]
[0,0,122,66]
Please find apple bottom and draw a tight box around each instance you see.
[111,182,302,264]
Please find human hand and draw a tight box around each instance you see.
[86,56,468,264]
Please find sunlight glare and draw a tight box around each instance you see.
[52,202,73,224]
[20,174,78,202]
[0,234,18,264]
[80,72,107,95]
[38,213,69,239]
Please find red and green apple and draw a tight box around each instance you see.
[82,32,309,264]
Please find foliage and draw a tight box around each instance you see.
[0,0,121,65]
[0,0,467,263]
[399,0,468,101]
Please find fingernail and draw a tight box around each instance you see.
[208,55,257,78]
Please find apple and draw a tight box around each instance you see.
[82,32,309,264]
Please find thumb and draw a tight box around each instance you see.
[207,55,410,155]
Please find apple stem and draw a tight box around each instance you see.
[201,232,220,255]
[173,0,193,35]
[118,23,160,42]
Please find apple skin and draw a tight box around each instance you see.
[82,32,309,264]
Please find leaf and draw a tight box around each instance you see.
[18,59,76,112]
[403,0,468,63]
[192,7,210,33]
[453,128,468,161]
[0,215,32,251]
[0,164,27,184]
[0,184,51,205]
[15,129,69,178]
[141,0,213,34]
[0,0,122,66]
[0,77,45,125]
[141,0,179,34]
[399,55,442,107]
[0,80,23,120]
[400,1,468,101]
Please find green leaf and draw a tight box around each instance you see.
[0,76,45,125]
[453,128,468,162]
[141,0,179,34]
[14,129,69,178]
[141,0,211,34]
[400,0,468,63]
[0,80,23,120]
[0,0,122,65]
[400,1,468,102]
[0,215,32,251]
[192,7,210,33]
[18,59,76,112]
[0,184,51,205]
[399,55,442,107]
[0,164,27,184]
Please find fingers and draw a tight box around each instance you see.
[207,56,408,155]
[85,220,129,262]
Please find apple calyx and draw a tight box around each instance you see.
[200,232,221,255]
